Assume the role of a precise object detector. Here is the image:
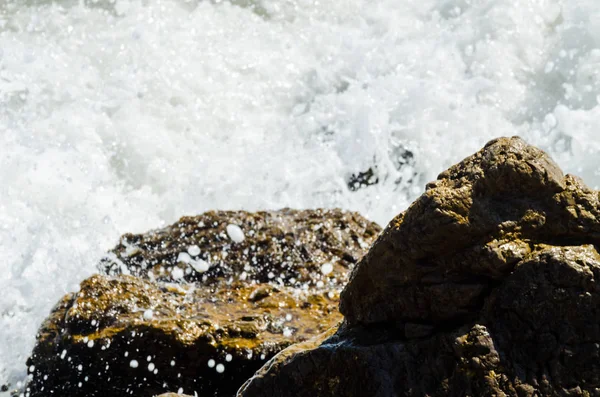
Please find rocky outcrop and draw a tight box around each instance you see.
[26,209,380,397]
[238,137,600,397]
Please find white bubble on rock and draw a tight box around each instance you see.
[207,359,215,368]
[216,363,225,373]
[226,224,245,243]
[320,263,333,275]
[177,252,192,264]
[172,267,184,280]
[190,258,210,273]
[178,251,210,273]
[143,309,153,320]
[187,245,201,256]
[129,360,139,368]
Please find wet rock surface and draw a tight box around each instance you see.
[100,209,377,286]
[26,209,380,397]
[238,137,600,397]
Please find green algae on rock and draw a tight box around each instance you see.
[26,209,380,397]
[238,137,600,397]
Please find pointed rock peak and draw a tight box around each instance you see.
[340,136,600,327]
[428,136,565,196]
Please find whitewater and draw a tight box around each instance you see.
[1,0,600,389]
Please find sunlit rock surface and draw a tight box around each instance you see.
[239,137,600,397]
[26,209,380,397]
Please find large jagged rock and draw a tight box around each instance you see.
[238,137,600,397]
[26,209,380,397]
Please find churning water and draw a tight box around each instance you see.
[1,0,600,388]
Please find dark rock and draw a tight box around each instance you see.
[26,209,380,397]
[346,143,417,192]
[238,137,600,397]
[99,208,379,287]
[347,167,379,191]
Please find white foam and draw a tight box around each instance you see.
[177,251,210,273]
[190,258,210,274]
[171,267,185,280]
[226,224,245,243]
[143,309,153,321]
[320,263,333,276]
[1,0,600,387]
[187,245,201,257]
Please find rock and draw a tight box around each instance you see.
[26,209,380,397]
[238,137,600,397]
[99,209,378,287]
[346,142,417,192]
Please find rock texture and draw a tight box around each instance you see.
[26,209,380,397]
[238,137,600,397]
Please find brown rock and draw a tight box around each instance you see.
[100,208,378,287]
[26,209,380,397]
[238,137,600,396]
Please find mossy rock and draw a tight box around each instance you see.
[26,209,380,397]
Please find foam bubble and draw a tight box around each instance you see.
[226,224,245,243]
[187,245,201,256]
[320,263,333,275]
